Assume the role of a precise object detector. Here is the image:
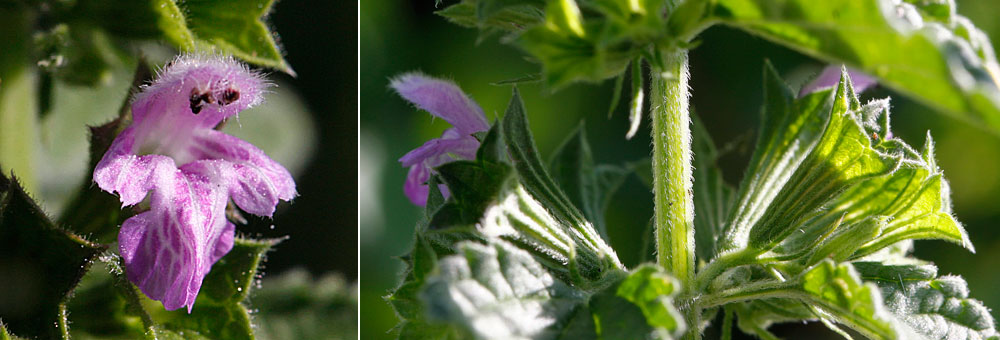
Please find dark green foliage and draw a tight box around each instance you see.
[67,239,282,340]
[0,173,105,339]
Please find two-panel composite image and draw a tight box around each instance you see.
[5,0,1000,339]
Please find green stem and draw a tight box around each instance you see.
[650,50,697,338]
[697,280,798,309]
[693,248,762,292]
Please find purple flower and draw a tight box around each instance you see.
[800,65,877,96]
[392,73,489,206]
[94,55,296,312]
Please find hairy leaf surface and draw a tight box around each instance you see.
[720,65,971,260]
[0,173,105,339]
[855,261,1000,340]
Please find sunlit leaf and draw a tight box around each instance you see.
[422,240,589,339]
[720,64,971,259]
[672,0,1000,134]
[799,260,899,339]
[420,240,681,340]
[855,261,1000,340]
[183,0,293,75]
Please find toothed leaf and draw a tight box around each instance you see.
[855,262,1000,340]
[0,173,105,339]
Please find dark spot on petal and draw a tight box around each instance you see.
[189,87,216,114]
[190,88,204,114]
[219,88,240,105]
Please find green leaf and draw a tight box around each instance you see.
[437,0,545,33]
[477,0,545,22]
[0,173,106,339]
[183,0,293,75]
[798,260,899,340]
[73,0,291,73]
[421,240,590,339]
[691,116,735,261]
[680,0,1000,134]
[420,239,681,340]
[429,160,514,228]
[745,69,896,250]
[0,323,27,340]
[587,290,656,340]
[614,265,685,337]
[67,257,155,339]
[606,71,626,118]
[719,61,831,252]
[503,88,585,230]
[475,121,506,165]
[517,18,635,89]
[74,0,194,49]
[501,88,622,279]
[854,261,1000,340]
[719,64,971,259]
[147,238,278,339]
[548,123,631,239]
[626,58,645,139]
[69,238,279,340]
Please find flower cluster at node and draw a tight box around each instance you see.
[94,55,296,312]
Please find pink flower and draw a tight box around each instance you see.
[800,65,877,96]
[392,73,489,206]
[94,55,296,312]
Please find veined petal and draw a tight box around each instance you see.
[183,130,297,216]
[391,72,490,134]
[94,127,182,206]
[94,54,295,313]
[118,171,234,312]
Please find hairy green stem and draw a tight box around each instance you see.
[697,280,798,309]
[650,50,696,339]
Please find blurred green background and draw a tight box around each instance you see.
[360,0,1000,339]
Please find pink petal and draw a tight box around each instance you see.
[118,172,234,312]
[94,55,295,313]
[390,72,489,135]
[94,127,183,206]
[800,65,877,97]
[133,55,267,130]
[183,130,297,216]
[398,134,479,167]
[404,163,451,206]
[404,165,432,206]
